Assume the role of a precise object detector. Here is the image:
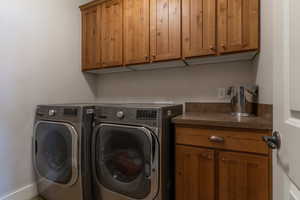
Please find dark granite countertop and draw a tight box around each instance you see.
[172,103,273,131]
[172,112,272,130]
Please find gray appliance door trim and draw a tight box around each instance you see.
[33,120,79,187]
[93,123,160,200]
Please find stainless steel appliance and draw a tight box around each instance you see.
[33,104,95,200]
[92,104,183,200]
[228,85,258,116]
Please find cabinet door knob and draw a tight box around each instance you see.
[200,152,208,158]
[209,136,225,143]
[200,152,213,160]
[209,45,216,51]
[221,44,226,49]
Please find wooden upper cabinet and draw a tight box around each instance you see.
[80,0,260,70]
[124,0,150,65]
[176,145,215,200]
[150,0,181,62]
[81,6,100,70]
[182,0,216,58]
[218,0,259,53]
[100,0,123,67]
[218,151,269,200]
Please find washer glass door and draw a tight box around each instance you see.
[34,121,78,185]
[95,124,158,199]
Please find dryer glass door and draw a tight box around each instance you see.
[95,124,158,199]
[34,121,78,185]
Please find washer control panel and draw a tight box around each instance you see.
[36,106,81,119]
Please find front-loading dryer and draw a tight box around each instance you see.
[92,104,182,200]
[33,104,95,200]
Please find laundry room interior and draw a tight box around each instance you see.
[1,0,300,200]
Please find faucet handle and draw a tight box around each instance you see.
[227,86,234,97]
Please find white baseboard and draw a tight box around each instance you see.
[0,184,38,200]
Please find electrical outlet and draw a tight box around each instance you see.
[218,88,227,99]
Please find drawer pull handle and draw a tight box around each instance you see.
[209,136,225,143]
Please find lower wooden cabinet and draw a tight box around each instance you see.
[219,151,269,200]
[176,145,215,200]
[175,128,271,200]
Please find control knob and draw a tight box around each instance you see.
[116,111,124,119]
[48,109,56,116]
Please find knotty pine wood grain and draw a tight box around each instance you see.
[218,0,259,54]
[218,151,269,200]
[124,0,150,65]
[100,0,123,67]
[150,0,181,62]
[176,127,271,154]
[81,6,101,70]
[176,145,215,200]
[182,0,217,58]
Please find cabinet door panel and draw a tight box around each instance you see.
[182,0,216,58]
[101,0,123,67]
[150,0,181,61]
[124,0,150,65]
[82,7,100,70]
[176,145,215,200]
[219,152,269,200]
[218,0,259,53]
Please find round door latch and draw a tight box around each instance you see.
[262,131,281,150]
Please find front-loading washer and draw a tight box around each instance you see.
[92,104,182,200]
[33,104,95,200]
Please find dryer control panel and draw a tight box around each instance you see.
[136,110,157,120]
[35,106,83,123]
[94,106,160,128]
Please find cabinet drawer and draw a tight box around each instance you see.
[176,127,270,155]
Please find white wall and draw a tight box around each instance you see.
[253,0,274,104]
[0,0,95,198]
[96,61,256,104]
